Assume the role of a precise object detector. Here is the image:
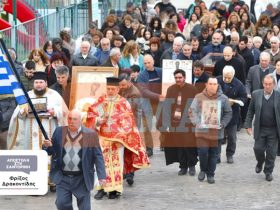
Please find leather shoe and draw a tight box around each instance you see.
[198,171,205,181]
[49,185,56,192]
[108,191,120,199]
[207,176,215,184]
[188,166,196,176]
[227,156,234,164]
[265,173,273,181]
[255,163,263,173]
[146,148,153,157]
[178,168,188,176]
[126,176,134,186]
[94,189,107,200]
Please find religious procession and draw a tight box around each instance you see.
[1,0,280,209]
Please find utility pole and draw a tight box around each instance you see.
[88,0,92,24]
[11,0,17,50]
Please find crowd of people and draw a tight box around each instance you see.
[1,0,280,209]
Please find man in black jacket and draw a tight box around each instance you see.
[213,46,246,84]
[238,36,254,76]
[217,66,247,164]
[101,47,121,71]
[192,60,209,93]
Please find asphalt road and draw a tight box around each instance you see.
[1,129,280,210]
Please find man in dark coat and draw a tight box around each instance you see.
[101,47,121,72]
[245,75,280,182]
[213,46,246,84]
[201,32,225,63]
[238,36,254,76]
[192,60,209,93]
[160,69,198,176]
[217,66,247,164]
[160,37,184,67]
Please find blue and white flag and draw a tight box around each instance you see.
[0,46,27,105]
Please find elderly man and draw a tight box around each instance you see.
[246,52,275,97]
[160,37,184,64]
[247,36,261,65]
[245,74,280,181]
[217,66,247,163]
[71,40,98,66]
[85,77,149,199]
[50,65,71,108]
[7,48,24,76]
[138,54,163,156]
[43,110,106,210]
[94,38,111,65]
[101,47,121,70]
[265,36,280,66]
[213,46,246,84]
[229,31,240,46]
[189,77,232,184]
[177,42,194,60]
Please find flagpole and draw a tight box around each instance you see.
[0,38,49,140]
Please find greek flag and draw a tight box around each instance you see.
[0,46,27,105]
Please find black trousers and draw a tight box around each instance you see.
[254,127,278,174]
[178,147,198,169]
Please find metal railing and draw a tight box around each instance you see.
[0,0,89,62]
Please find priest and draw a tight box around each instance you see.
[7,72,68,191]
[85,77,149,199]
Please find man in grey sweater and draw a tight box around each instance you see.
[245,74,280,182]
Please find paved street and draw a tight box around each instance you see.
[1,129,280,210]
